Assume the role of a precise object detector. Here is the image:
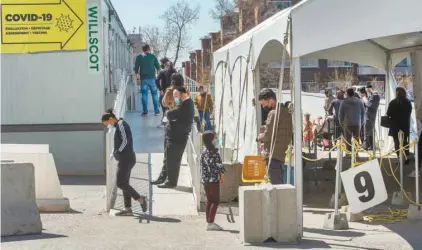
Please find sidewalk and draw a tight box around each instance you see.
[2,177,421,250]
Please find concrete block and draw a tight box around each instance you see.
[239,184,298,244]
[391,191,412,206]
[407,205,422,220]
[1,163,42,236]
[323,212,349,230]
[220,162,242,202]
[341,206,364,222]
[1,144,49,154]
[329,193,348,208]
[1,152,70,212]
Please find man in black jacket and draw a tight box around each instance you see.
[154,86,194,188]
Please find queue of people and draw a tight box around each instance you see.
[104,44,227,230]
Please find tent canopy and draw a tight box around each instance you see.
[213,0,422,71]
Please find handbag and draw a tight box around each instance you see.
[380,115,390,128]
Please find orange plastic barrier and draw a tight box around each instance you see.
[242,156,266,183]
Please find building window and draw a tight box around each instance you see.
[300,58,319,68]
[270,0,292,9]
[396,58,411,67]
[328,60,353,67]
[268,60,290,69]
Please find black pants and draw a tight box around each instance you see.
[158,137,188,186]
[116,153,140,208]
[393,132,410,158]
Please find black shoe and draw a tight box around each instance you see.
[150,178,166,185]
[157,182,176,189]
[139,197,147,213]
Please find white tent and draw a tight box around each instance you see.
[213,0,422,237]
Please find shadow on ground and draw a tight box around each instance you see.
[59,176,105,186]
[135,214,181,223]
[1,233,67,243]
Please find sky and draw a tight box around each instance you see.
[111,0,220,64]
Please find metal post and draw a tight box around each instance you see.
[334,136,344,214]
[293,57,303,237]
[399,131,404,191]
[373,127,376,156]
[147,153,153,223]
[415,138,419,204]
[351,137,355,167]
[287,148,292,185]
[328,119,332,161]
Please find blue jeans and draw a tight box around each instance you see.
[141,78,160,114]
[198,110,213,131]
[282,165,294,185]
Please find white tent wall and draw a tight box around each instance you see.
[291,0,422,61]
[411,51,422,136]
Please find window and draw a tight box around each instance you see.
[268,60,290,69]
[300,58,319,68]
[397,58,411,67]
[328,60,353,67]
[270,0,292,9]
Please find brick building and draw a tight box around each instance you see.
[183,0,411,93]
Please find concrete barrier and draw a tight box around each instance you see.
[239,184,298,244]
[1,163,42,236]
[1,152,70,212]
[1,144,49,154]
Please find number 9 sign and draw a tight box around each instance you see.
[341,159,388,213]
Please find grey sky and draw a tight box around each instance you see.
[111,0,220,64]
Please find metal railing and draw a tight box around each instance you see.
[106,71,130,212]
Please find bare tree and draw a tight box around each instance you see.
[209,0,236,20]
[140,25,163,57]
[161,0,200,65]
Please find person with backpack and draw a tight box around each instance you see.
[156,60,176,127]
[134,44,161,117]
[200,131,225,231]
[102,109,147,215]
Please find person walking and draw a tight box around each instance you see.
[195,86,214,131]
[324,88,335,115]
[134,44,161,117]
[363,84,380,150]
[156,60,176,127]
[257,88,293,184]
[387,87,412,163]
[200,131,225,231]
[328,90,345,139]
[152,86,194,188]
[102,109,147,215]
[359,87,368,144]
[339,88,365,152]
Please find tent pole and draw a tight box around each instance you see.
[293,57,303,238]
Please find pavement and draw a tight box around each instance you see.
[2,176,422,250]
[2,93,422,249]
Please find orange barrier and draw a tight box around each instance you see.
[242,156,266,183]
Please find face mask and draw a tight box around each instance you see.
[216,138,220,147]
[174,97,180,104]
[107,124,114,129]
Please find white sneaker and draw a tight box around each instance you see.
[207,223,223,231]
[408,169,421,177]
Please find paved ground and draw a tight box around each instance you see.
[2,93,422,249]
[2,176,422,250]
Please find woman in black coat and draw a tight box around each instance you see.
[387,87,412,161]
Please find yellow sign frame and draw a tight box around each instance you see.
[1,0,87,53]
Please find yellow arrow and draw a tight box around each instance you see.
[1,0,84,49]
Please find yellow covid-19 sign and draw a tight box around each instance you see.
[1,0,87,53]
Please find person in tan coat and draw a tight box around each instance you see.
[257,88,293,184]
[194,86,214,131]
